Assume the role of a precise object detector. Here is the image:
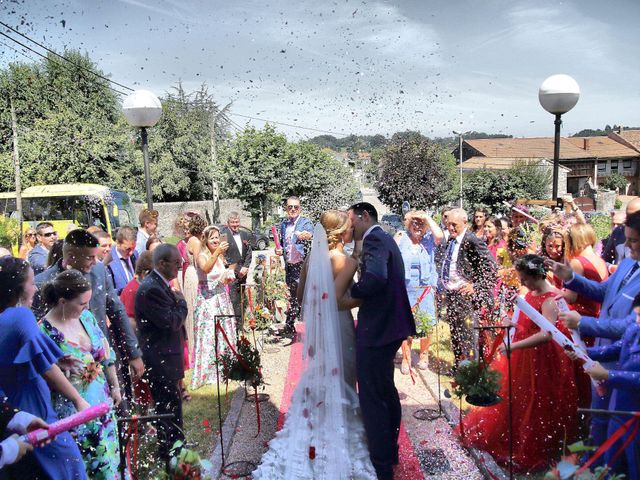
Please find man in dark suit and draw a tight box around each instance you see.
[220,211,252,329]
[348,202,415,480]
[135,244,188,460]
[106,226,139,295]
[28,222,58,275]
[435,208,496,369]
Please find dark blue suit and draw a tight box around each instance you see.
[587,322,640,478]
[564,258,640,459]
[350,225,415,479]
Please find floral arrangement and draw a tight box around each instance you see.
[544,442,626,480]
[452,359,502,405]
[158,441,213,480]
[263,269,289,307]
[80,362,103,385]
[217,336,263,388]
[246,303,273,331]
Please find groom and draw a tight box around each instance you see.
[348,202,415,480]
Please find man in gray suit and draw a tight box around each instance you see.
[32,230,145,398]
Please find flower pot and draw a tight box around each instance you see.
[466,394,502,407]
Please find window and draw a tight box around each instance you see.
[611,160,619,172]
[623,159,632,170]
[597,161,606,173]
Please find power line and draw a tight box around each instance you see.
[0,21,133,93]
[0,31,128,97]
[229,112,346,136]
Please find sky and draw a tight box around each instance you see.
[1,0,639,140]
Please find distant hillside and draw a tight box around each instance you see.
[571,125,640,137]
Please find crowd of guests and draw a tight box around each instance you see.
[0,206,257,478]
[415,199,640,477]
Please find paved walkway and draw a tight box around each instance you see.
[211,325,488,479]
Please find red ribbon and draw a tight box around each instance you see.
[125,416,140,476]
[411,286,432,312]
[574,413,640,476]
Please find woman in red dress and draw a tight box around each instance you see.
[458,254,579,473]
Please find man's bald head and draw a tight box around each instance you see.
[626,197,640,216]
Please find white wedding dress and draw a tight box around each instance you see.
[252,224,377,479]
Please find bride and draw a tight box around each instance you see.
[252,210,377,479]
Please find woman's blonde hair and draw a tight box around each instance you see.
[200,225,220,256]
[320,210,350,249]
[567,223,596,257]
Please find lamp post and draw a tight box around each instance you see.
[452,130,466,207]
[123,89,163,209]
[538,74,580,200]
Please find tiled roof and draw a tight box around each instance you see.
[461,156,570,171]
[613,129,640,152]
[466,137,638,160]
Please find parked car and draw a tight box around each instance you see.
[380,213,404,236]
[219,225,270,251]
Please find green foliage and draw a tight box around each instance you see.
[601,173,628,193]
[220,125,360,225]
[615,198,623,209]
[414,310,434,338]
[217,336,263,388]
[452,359,501,401]
[157,440,213,480]
[0,215,19,248]
[306,134,388,151]
[588,214,612,242]
[462,161,552,214]
[375,135,456,212]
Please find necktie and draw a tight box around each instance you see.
[617,262,639,292]
[441,238,457,286]
[121,257,133,281]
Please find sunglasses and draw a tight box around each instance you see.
[287,205,300,211]
[26,233,36,237]
[41,232,58,238]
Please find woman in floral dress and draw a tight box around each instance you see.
[190,225,236,390]
[40,270,123,480]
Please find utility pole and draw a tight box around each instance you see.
[10,98,23,246]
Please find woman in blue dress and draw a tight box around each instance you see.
[395,210,443,374]
[0,256,89,479]
[40,269,123,479]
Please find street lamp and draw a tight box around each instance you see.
[123,89,163,209]
[452,130,467,207]
[538,74,580,200]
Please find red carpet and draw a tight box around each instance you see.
[276,324,424,479]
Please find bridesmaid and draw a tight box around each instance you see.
[40,270,123,479]
[0,257,88,479]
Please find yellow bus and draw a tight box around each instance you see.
[0,184,138,249]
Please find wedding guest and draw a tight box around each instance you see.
[472,207,487,238]
[220,211,253,328]
[0,256,89,479]
[540,226,567,288]
[440,206,453,242]
[145,234,162,251]
[0,392,48,469]
[567,292,640,479]
[396,210,443,374]
[28,222,58,275]
[483,216,506,259]
[18,228,37,260]
[276,196,313,336]
[601,198,640,267]
[547,210,640,467]
[46,239,64,268]
[135,208,159,256]
[511,204,530,229]
[499,217,511,242]
[32,230,144,410]
[181,212,207,362]
[190,226,235,390]
[40,270,123,479]
[92,230,112,262]
[106,226,138,295]
[119,252,154,410]
[173,213,190,287]
[459,255,579,473]
[436,208,496,368]
[135,244,188,461]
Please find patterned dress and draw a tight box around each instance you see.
[190,255,236,390]
[40,310,122,480]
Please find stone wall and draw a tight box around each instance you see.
[133,199,251,236]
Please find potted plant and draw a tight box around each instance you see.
[452,359,502,406]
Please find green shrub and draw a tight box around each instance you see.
[0,215,19,249]
[588,215,611,242]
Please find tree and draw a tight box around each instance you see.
[601,173,628,193]
[462,161,552,213]
[375,136,456,213]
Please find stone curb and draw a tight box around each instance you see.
[208,386,247,479]
[414,365,508,480]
